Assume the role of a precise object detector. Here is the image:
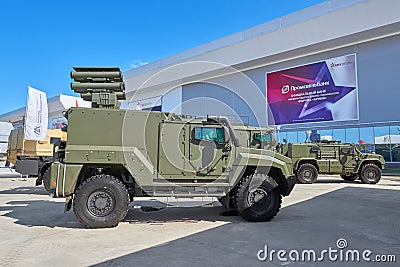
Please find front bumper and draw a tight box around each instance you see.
[50,162,83,198]
[35,176,43,186]
[281,175,297,196]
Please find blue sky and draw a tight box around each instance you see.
[0,0,325,114]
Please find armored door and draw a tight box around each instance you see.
[158,122,188,177]
[188,125,227,179]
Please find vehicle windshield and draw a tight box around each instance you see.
[256,133,272,143]
[195,127,224,143]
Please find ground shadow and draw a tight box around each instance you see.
[314,178,363,184]
[0,200,82,228]
[0,174,27,178]
[314,177,400,187]
[93,187,400,267]
[0,185,49,195]
[123,204,239,225]
[0,198,238,229]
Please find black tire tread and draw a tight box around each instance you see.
[73,174,130,228]
[359,164,381,184]
[340,174,358,181]
[296,163,318,184]
[234,174,282,222]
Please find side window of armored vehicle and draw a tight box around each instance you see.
[50,137,61,145]
[311,146,320,152]
[341,147,355,155]
[194,127,224,143]
[256,133,272,143]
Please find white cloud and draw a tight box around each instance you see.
[130,59,148,68]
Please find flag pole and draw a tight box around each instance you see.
[21,115,25,157]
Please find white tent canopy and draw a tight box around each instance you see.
[0,122,13,154]
[375,135,400,145]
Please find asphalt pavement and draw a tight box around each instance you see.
[0,173,399,267]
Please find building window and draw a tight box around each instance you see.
[374,126,390,162]
[389,125,400,162]
[298,131,308,143]
[332,129,346,143]
[345,128,359,144]
[277,131,287,143]
[359,127,375,153]
[286,132,298,143]
[320,129,333,141]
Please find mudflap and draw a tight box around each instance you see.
[35,177,43,186]
[282,175,297,196]
[249,173,278,192]
[36,162,52,186]
[64,196,73,212]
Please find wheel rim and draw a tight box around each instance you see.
[247,187,272,212]
[87,189,115,217]
[302,168,313,182]
[366,168,377,181]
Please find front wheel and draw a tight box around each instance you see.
[73,174,130,228]
[340,174,358,182]
[235,174,281,222]
[359,164,381,184]
[296,163,318,184]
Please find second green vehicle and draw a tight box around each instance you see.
[278,140,385,184]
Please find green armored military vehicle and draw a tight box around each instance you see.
[278,140,385,184]
[49,67,296,228]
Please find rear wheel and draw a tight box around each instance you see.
[296,163,318,184]
[235,173,281,222]
[42,167,52,193]
[73,174,130,228]
[340,174,358,181]
[359,164,381,184]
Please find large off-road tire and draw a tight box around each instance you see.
[42,167,52,193]
[73,174,130,228]
[296,163,318,184]
[340,174,358,181]
[359,164,381,184]
[235,173,282,222]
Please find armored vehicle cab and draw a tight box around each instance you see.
[49,67,296,228]
[278,141,385,184]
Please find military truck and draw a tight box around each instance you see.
[278,140,385,184]
[6,128,67,190]
[48,67,296,228]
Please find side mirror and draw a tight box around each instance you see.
[283,138,288,144]
[62,110,69,120]
[223,126,231,143]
